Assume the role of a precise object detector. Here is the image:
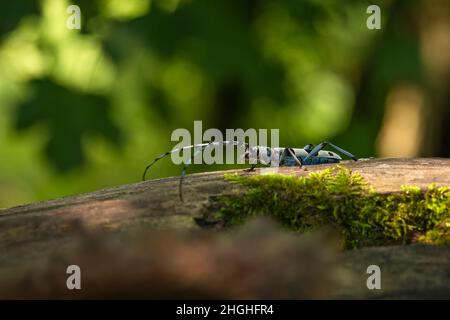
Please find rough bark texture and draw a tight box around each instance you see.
[0,158,449,299]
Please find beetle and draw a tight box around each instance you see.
[142,140,358,201]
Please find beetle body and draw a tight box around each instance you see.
[244,146,344,167]
[283,148,342,165]
[142,140,358,201]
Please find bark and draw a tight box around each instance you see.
[0,158,449,298]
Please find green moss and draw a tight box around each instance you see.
[212,166,450,248]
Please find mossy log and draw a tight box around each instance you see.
[2,158,449,234]
[0,158,449,298]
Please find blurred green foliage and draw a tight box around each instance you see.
[0,0,443,207]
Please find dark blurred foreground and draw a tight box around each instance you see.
[2,217,450,299]
[1,219,340,299]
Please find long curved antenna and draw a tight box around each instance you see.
[142,143,212,181]
[178,140,249,201]
[303,141,358,163]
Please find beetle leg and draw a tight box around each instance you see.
[142,140,248,201]
[244,145,259,171]
[177,140,248,201]
[178,148,203,202]
[286,148,303,168]
[303,144,315,153]
[303,141,358,163]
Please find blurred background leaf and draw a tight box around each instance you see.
[14,79,121,171]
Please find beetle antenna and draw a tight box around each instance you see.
[178,140,248,201]
[142,143,212,181]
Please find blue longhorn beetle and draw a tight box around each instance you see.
[142,141,358,201]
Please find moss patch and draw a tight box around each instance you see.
[210,166,450,248]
